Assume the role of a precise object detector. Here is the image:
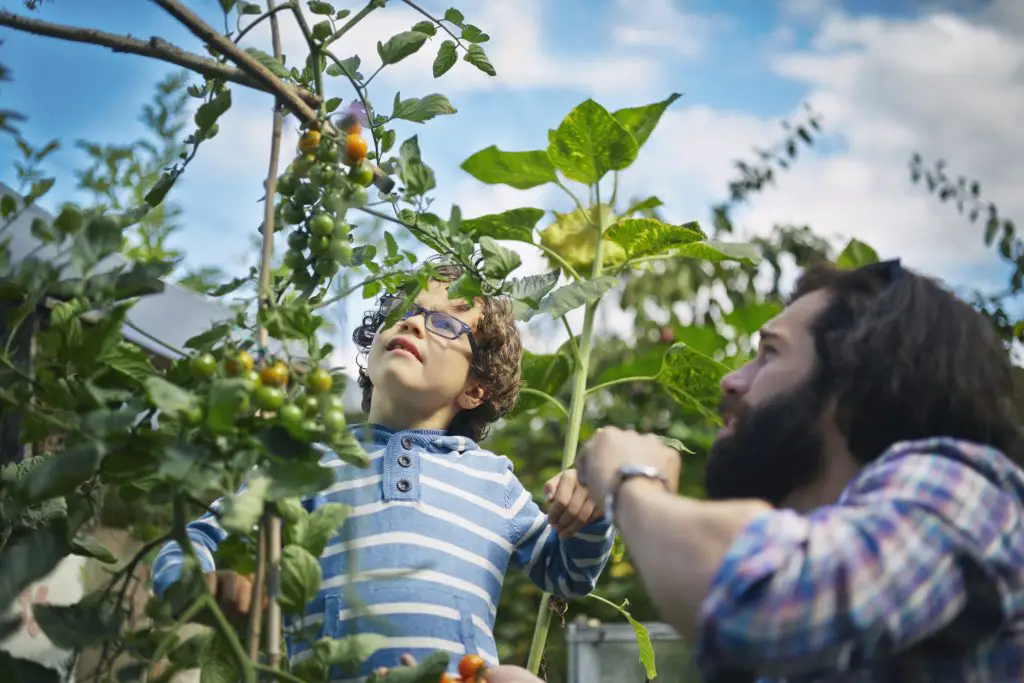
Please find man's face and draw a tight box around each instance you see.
[704,290,832,506]
[367,281,482,415]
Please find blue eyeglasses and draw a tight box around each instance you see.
[383,299,479,358]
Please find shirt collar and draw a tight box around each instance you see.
[351,423,480,454]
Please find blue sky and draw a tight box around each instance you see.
[2,0,1021,360]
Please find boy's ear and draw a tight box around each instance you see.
[457,384,487,411]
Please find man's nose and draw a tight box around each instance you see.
[720,362,753,396]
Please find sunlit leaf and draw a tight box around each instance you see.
[460,146,556,190]
[461,208,544,243]
[835,238,879,270]
[657,343,730,424]
[528,276,617,321]
[613,93,682,148]
[547,99,638,184]
[607,218,705,259]
[279,544,322,613]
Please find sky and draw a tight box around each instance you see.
[2,0,1022,372]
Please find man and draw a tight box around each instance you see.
[494,259,1024,682]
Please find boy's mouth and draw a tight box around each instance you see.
[386,336,423,363]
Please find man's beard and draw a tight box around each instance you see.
[704,380,828,507]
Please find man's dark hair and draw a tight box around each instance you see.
[351,262,522,443]
[792,260,1024,466]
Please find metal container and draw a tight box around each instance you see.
[566,620,701,682]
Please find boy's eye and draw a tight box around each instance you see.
[433,316,457,333]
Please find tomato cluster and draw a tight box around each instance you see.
[276,122,375,288]
[438,655,488,682]
[183,349,346,438]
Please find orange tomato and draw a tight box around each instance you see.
[298,130,321,155]
[259,361,289,388]
[458,654,487,681]
[344,133,368,164]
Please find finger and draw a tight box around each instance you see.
[374,666,388,678]
[234,575,252,616]
[563,499,597,538]
[547,472,575,524]
[399,654,417,666]
[543,474,561,502]
[205,572,218,596]
[555,483,589,536]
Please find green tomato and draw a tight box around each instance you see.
[287,230,308,251]
[332,219,350,239]
[254,385,286,411]
[181,404,203,425]
[328,238,352,266]
[322,408,347,432]
[284,249,306,270]
[301,419,320,434]
[309,235,331,255]
[349,163,375,188]
[306,368,333,394]
[239,370,262,393]
[191,353,217,379]
[276,172,297,197]
[309,212,334,237]
[311,163,336,188]
[300,395,321,415]
[291,153,317,176]
[282,201,306,225]
[278,403,304,425]
[318,141,340,164]
[294,183,319,207]
[319,394,345,413]
[291,267,314,287]
[346,186,369,207]
[315,258,340,277]
[322,191,346,213]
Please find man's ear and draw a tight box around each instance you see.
[457,384,487,411]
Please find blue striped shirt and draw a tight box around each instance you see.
[150,425,614,679]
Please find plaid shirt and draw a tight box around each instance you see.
[696,437,1024,682]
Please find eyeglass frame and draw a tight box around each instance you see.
[381,297,480,359]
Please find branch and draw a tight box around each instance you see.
[0,9,288,99]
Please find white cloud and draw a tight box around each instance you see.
[609,0,730,59]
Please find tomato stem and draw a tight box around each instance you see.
[526,185,610,674]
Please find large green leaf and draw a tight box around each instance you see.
[835,237,879,269]
[219,477,270,534]
[461,208,544,243]
[205,378,251,434]
[613,92,682,148]
[279,544,322,613]
[479,236,522,280]
[391,93,456,124]
[432,40,458,77]
[666,240,762,266]
[377,30,430,66]
[144,377,199,419]
[460,146,556,190]
[607,217,705,259]
[265,458,336,501]
[34,593,122,649]
[527,276,617,321]
[672,325,727,358]
[723,300,782,337]
[515,346,574,414]
[71,215,123,271]
[507,271,560,319]
[199,631,239,683]
[656,342,730,424]
[547,99,638,184]
[296,503,350,557]
[20,442,105,503]
[294,634,391,681]
[69,533,117,564]
[399,136,436,198]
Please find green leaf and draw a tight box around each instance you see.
[527,276,617,321]
[624,195,663,216]
[194,89,232,131]
[209,272,251,297]
[244,48,291,80]
[607,217,704,259]
[411,20,437,36]
[144,377,200,419]
[265,458,335,501]
[664,240,762,266]
[34,594,122,649]
[460,146,556,190]
[327,55,362,80]
[184,322,232,351]
[300,503,350,557]
[205,378,251,434]
[672,325,727,358]
[613,92,682,148]
[547,99,638,184]
[239,2,262,14]
[657,342,730,424]
[380,129,397,154]
[463,44,495,76]
[0,651,61,683]
[656,435,694,455]
[71,215,123,271]
[443,8,464,25]
[516,347,573,413]
[70,534,117,564]
[723,300,783,337]
[0,524,69,610]
[835,237,879,270]
[366,651,450,683]
[325,97,342,113]
[30,217,57,244]
[219,477,270,534]
[377,31,430,66]
[20,442,104,503]
[53,205,83,236]
[461,24,489,42]
[461,208,544,243]
[626,611,658,679]
[507,271,560,319]
[479,236,522,280]
[398,136,436,198]
[391,93,457,123]
[279,544,322,613]
[308,1,334,14]
[145,170,177,208]
[433,40,458,78]
[199,631,239,683]
[0,194,15,218]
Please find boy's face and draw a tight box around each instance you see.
[366,280,485,418]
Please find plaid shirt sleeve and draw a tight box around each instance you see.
[695,441,1018,680]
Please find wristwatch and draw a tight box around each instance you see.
[605,464,669,528]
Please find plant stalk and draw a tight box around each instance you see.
[526,189,610,675]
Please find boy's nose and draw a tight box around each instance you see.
[397,314,426,337]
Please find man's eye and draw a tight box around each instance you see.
[761,344,777,357]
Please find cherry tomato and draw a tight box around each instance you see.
[347,186,369,207]
[298,130,321,155]
[225,350,254,376]
[294,182,319,207]
[317,141,340,164]
[190,353,217,379]
[350,162,374,188]
[309,212,334,237]
[309,235,331,255]
[322,191,346,213]
[458,654,487,681]
[315,258,339,277]
[332,219,350,239]
[301,395,321,415]
[278,403,304,425]
[276,172,297,197]
[287,230,308,251]
[254,385,286,411]
[320,394,345,413]
[239,370,262,392]
[291,153,317,176]
[284,250,306,270]
[181,404,203,425]
[329,239,352,265]
[306,368,332,394]
[322,408,346,432]
[282,201,306,225]
[344,133,368,164]
[260,361,290,388]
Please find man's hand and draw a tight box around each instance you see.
[576,427,683,508]
[543,469,601,539]
[481,666,545,682]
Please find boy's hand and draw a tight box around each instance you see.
[543,469,601,539]
[203,571,266,624]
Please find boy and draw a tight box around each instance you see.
[150,262,613,678]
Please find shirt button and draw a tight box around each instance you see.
[400,437,413,450]
[397,454,412,468]
[396,479,411,493]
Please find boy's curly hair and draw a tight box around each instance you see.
[351,262,522,442]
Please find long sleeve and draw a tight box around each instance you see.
[150,493,236,599]
[506,471,614,599]
[695,444,1018,680]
